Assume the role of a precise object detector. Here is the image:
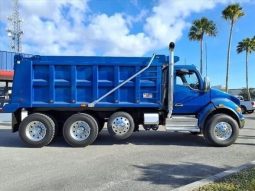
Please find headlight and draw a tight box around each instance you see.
[236,107,242,113]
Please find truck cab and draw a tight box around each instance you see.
[164,64,244,147]
[174,65,210,114]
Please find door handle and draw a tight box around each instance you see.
[175,103,183,107]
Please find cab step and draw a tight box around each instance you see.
[165,115,200,132]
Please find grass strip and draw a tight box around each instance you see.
[195,167,255,191]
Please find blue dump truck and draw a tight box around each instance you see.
[1,43,244,147]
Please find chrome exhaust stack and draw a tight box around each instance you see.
[167,42,175,118]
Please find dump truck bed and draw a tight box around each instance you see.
[3,55,179,112]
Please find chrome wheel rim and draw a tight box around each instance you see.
[25,121,47,141]
[214,122,232,141]
[70,121,90,141]
[112,117,130,135]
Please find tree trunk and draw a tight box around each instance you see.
[225,21,234,93]
[246,51,251,101]
[200,38,203,76]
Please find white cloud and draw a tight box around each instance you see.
[84,13,153,56]
[0,0,251,56]
[144,0,250,49]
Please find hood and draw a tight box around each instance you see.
[210,88,240,106]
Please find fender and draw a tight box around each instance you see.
[198,98,244,130]
[198,102,216,130]
[2,103,20,113]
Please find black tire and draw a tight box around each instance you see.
[247,110,254,114]
[43,114,60,137]
[107,112,135,140]
[19,113,56,148]
[63,113,98,147]
[241,106,247,114]
[203,114,239,147]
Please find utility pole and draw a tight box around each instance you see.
[6,0,23,53]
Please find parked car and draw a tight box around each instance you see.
[235,95,255,114]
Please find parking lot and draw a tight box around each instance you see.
[0,113,254,191]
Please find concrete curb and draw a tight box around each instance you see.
[172,160,255,191]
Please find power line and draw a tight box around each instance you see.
[6,0,23,53]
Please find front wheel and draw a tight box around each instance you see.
[203,114,239,147]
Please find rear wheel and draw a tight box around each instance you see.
[63,113,98,147]
[203,114,239,147]
[44,114,60,138]
[247,110,254,114]
[107,112,134,140]
[19,113,56,147]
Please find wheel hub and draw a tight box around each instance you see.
[25,121,47,141]
[112,117,130,135]
[70,121,90,141]
[214,122,232,141]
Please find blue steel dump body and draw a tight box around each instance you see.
[3,55,179,112]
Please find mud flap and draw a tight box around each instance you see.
[12,109,21,132]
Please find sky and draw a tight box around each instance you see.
[0,0,254,89]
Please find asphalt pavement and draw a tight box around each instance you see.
[0,113,254,191]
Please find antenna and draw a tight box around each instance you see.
[6,0,23,53]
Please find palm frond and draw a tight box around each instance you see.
[188,17,217,41]
[237,38,254,54]
[222,3,245,22]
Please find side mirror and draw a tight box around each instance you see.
[203,77,210,92]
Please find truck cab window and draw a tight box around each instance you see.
[176,76,184,85]
[176,70,200,90]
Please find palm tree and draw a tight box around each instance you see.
[222,4,244,93]
[188,17,217,76]
[237,37,255,101]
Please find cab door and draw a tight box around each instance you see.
[173,69,210,114]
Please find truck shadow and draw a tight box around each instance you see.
[0,130,25,148]
[93,130,208,147]
[0,129,208,148]
[1,129,254,148]
[133,162,228,188]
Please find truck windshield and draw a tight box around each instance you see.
[176,70,200,90]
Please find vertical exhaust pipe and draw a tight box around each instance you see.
[167,42,175,118]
